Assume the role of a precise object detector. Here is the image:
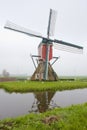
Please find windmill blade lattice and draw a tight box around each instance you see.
[53,39,83,54]
[4,21,43,39]
[47,9,57,37]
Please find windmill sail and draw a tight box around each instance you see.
[47,9,57,37]
[4,21,43,38]
[53,40,83,54]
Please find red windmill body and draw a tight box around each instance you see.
[38,42,53,61]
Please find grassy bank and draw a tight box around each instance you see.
[0,103,87,130]
[0,80,87,93]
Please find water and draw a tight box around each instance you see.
[0,88,87,120]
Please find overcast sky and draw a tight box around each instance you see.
[0,0,87,76]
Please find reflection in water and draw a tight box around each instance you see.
[0,88,87,119]
[30,91,58,113]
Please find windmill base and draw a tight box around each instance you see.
[31,61,58,81]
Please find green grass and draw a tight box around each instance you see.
[0,103,87,130]
[0,80,87,93]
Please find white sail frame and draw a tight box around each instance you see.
[4,21,43,38]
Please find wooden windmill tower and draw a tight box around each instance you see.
[4,9,83,81]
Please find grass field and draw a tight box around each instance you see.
[0,103,87,130]
[0,80,87,93]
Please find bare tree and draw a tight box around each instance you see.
[2,69,10,77]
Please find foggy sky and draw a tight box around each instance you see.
[0,0,87,76]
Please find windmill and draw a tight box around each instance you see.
[4,9,83,81]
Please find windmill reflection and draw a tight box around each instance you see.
[29,91,59,113]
